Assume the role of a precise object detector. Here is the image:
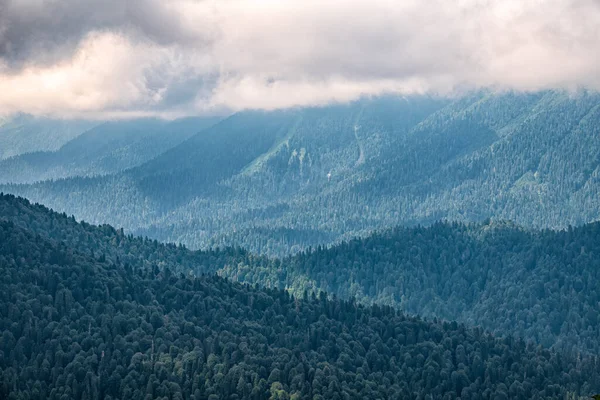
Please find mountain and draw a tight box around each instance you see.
[0,96,447,252]
[0,114,99,160]
[217,220,600,354]
[0,117,222,184]
[0,192,242,276]
[0,193,598,399]
[3,90,600,256]
[3,192,600,354]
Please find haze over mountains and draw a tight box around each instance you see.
[0,117,221,184]
[0,114,99,160]
[4,90,600,399]
[3,90,600,255]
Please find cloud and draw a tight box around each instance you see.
[0,0,599,117]
[0,0,215,68]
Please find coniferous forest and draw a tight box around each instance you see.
[4,91,600,256]
[2,88,600,400]
[1,194,600,399]
[220,221,600,354]
[3,1,600,398]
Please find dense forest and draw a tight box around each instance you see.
[3,91,600,256]
[218,221,600,355]
[2,193,600,356]
[0,194,241,276]
[1,194,599,399]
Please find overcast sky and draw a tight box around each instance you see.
[1,0,599,118]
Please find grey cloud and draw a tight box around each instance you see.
[1,0,599,117]
[0,0,212,69]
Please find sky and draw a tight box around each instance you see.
[1,0,599,118]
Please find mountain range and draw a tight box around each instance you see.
[2,90,600,398]
[0,114,99,160]
[0,117,221,184]
[3,90,600,256]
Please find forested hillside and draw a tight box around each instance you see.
[0,117,221,184]
[1,194,599,399]
[0,194,244,276]
[218,221,600,354]
[2,194,600,356]
[3,91,600,256]
[0,114,98,160]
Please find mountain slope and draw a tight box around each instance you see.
[217,220,600,354]
[0,117,221,184]
[0,114,99,160]
[3,91,600,255]
[0,194,598,399]
[1,96,447,252]
[0,193,245,276]
[3,192,600,355]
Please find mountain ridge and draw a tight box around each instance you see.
[0,117,222,184]
[2,192,600,355]
[2,91,600,256]
[0,114,99,160]
[0,192,599,399]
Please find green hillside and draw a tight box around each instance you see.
[3,91,600,256]
[0,194,598,399]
